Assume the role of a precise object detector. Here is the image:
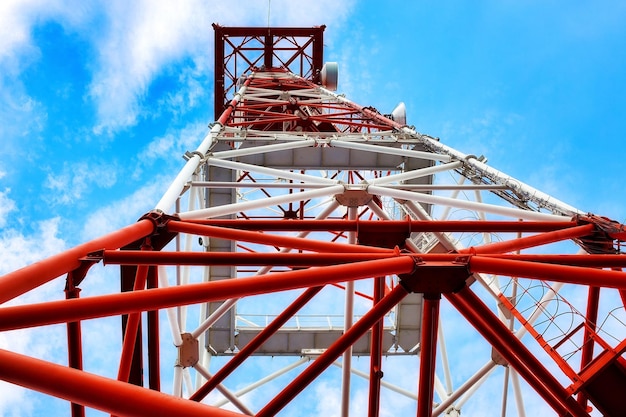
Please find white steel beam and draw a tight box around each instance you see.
[193,363,254,415]
[432,361,497,416]
[211,358,310,408]
[206,158,339,185]
[211,139,316,159]
[179,185,345,220]
[329,139,451,162]
[367,161,463,186]
[341,206,357,417]
[369,185,571,222]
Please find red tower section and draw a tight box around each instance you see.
[0,26,624,417]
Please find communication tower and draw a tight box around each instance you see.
[0,25,625,417]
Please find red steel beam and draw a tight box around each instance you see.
[65,281,85,417]
[0,348,245,417]
[461,223,595,255]
[100,251,626,269]
[469,256,626,289]
[0,257,417,331]
[577,286,600,410]
[166,221,392,253]
[186,219,579,232]
[190,286,324,402]
[474,254,626,268]
[118,264,149,383]
[367,277,385,417]
[447,287,588,417]
[0,219,154,304]
[256,284,409,417]
[101,250,395,266]
[147,266,160,391]
[416,295,441,417]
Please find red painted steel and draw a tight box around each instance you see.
[147,266,160,391]
[256,284,410,417]
[100,250,626,269]
[166,221,392,253]
[101,250,396,266]
[0,256,417,331]
[469,256,626,289]
[0,219,154,303]
[65,283,85,417]
[0,348,245,417]
[367,276,385,417]
[475,253,626,267]
[447,287,588,417]
[577,286,600,410]
[187,218,580,232]
[461,223,595,254]
[416,295,441,417]
[213,25,325,119]
[190,286,324,402]
[118,264,149,382]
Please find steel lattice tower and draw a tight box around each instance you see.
[0,25,625,417]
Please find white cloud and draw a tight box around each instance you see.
[142,121,207,162]
[81,179,167,241]
[44,160,118,205]
[88,0,215,134]
[87,0,357,133]
[0,0,359,136]
[0,189,16,229]
[0,215,71,416]
[0,217,66,274]
[0,0,95,70]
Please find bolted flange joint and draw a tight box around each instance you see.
[398,256,471,295]
[176,333,199,368]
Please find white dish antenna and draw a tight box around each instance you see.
[390,102,406,126]
[321,62,338,91]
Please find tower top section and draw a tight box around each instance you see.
[212,24,326,119]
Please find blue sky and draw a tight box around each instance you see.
[1,1,625,416]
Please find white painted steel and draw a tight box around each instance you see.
[432,361,497,416]
[501,366,511,417]
[206,158,339,185]
[331,361,418,399]
[179,184,345,219]
[190,181,332,189]
[212,358,310,408]
[341,206,357,417]
[438,322,453,395]
[369,185,571,222]
[173,365,183,397]
[182,368,194,398]
[193,363,254,415]
[157,266,183,347]
[211,139,316,159]
[511,369,527,417]
[367,161,463,186]
[154,130,213,213]
[192,299,234,340]
[329,139,450,162]
[455,364,495,409]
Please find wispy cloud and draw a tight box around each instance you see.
[0,189,16,229]
[87,0,215,134]
[44,160,118,206]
